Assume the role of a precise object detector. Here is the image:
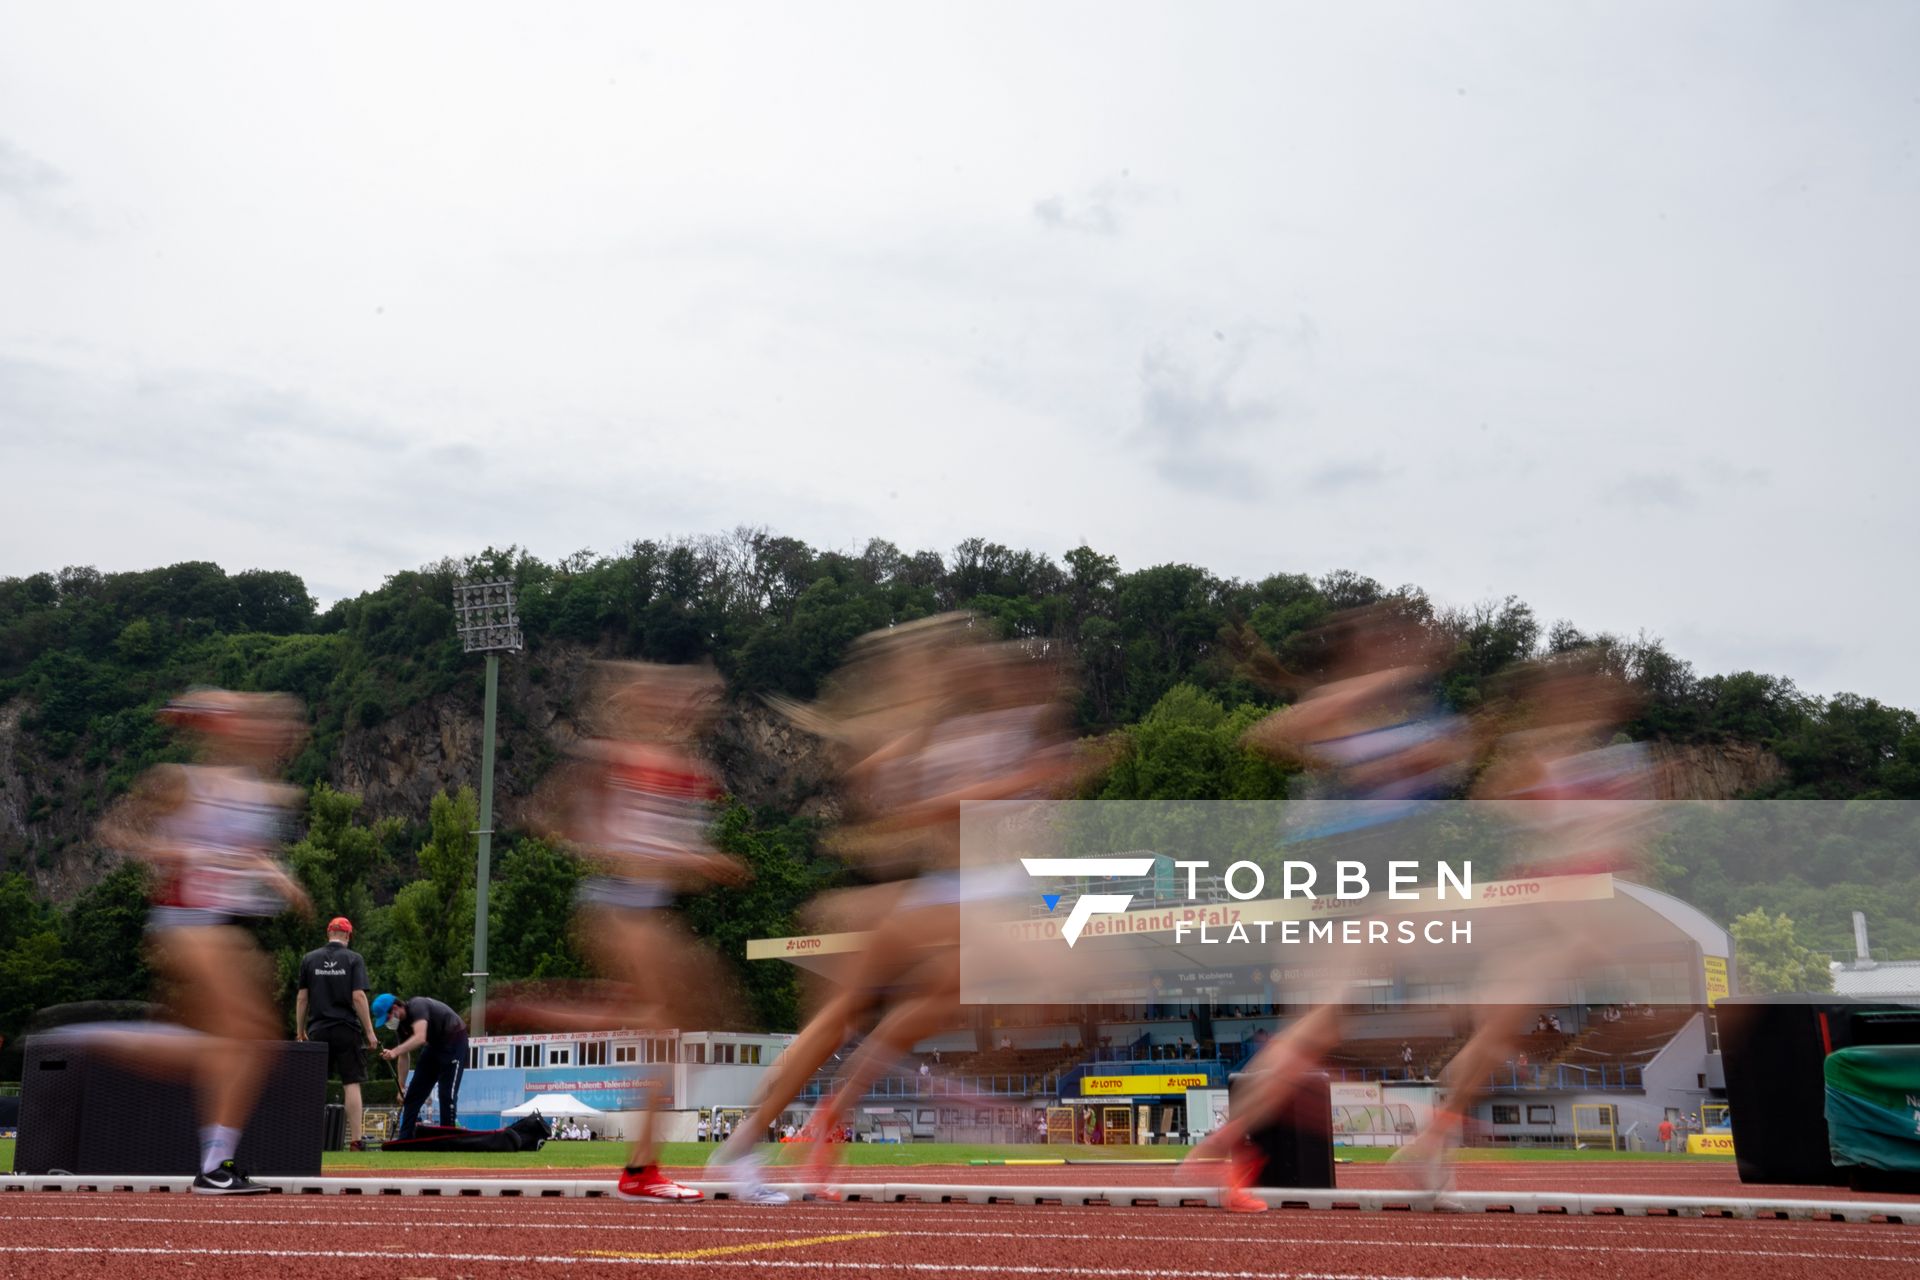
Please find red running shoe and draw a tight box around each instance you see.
[1222,1147,1269,1214]
[617,1165,704,1203]
[802,1143,845,1201]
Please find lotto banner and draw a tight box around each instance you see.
[1080,1073,1213,1096]
[1686,1132,1736,1156]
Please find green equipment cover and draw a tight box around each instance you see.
[1824,1045,1920,1171]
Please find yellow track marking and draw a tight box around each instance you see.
[579,1231,891,1261]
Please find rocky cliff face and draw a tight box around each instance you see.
[2,651,1788,902]
[1650,741,1788,800]
[327,642,843,830]
[0,698,123,900]
[329,643,595,828]
[0,641,841,900]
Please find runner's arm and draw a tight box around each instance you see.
[95,765,187,863]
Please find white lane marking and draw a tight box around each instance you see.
[0,1216,1914,1264]
[0,1205,1904,1243]
[0,1251,1547,1279]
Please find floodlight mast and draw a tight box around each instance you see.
[452,577,522,1037]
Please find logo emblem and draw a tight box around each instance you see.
[1020,857,1155,946]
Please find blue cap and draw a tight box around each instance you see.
[370,993,396,1029]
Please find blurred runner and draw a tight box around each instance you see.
[1184,607,1476,1211]
[1385,657,1663,1203]
[793,633,1082,1199]
[703,616,969,1203]
[93,689,310,1194]
[707,616,1081,1203]
[515,661,746,1203]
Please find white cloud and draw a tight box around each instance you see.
[1,1,1916,707]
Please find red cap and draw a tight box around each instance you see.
[327,917,353,935]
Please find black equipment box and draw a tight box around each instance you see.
[12,1034,327,1176]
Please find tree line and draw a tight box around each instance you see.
[3,530,1917,1069]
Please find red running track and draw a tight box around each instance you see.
[366,1158,1920,1204]
[1,1181,1914,1280]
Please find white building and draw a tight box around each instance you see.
[458,1028,793,1140]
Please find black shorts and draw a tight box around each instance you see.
[317,1023,369,1085]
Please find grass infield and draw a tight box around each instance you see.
[0,1135,1733,1174]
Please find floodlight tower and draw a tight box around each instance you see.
[452,577,522,1037]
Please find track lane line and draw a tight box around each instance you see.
[1,1217,1912,1265]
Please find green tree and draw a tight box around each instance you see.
[680,803,838,1031]
[1097,685,1293,802]
[0,929,81,1047]
[1730,908,1836,994]
[388,788,479,1009]
[489,837,587,982]
[59,861,151,1004]
[285,783,398,933]
[0,874,76,1049]
[249,783,403,1026]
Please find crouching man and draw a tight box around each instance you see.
[372,992,468,1140]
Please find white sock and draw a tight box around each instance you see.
[200,1124,241,1173]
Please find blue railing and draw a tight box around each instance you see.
[1322,1066,1432,1083]
[1482,1061,1644,1092]
[798,1072,1058,1101]
[1089,1044,1208,1064]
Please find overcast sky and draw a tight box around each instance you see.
[2,2,1916,706]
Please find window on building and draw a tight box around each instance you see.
[514,1044,542,1069]
[548,1046,572,1066]
[579,1041,608,1066]
[483,1047,508,1068]
[653,1039,673,1063]
[689,1044,705,1064]
[741,1044,761,1065]
[1527,1105,1555,1124]
[1491,1104,1521,1125]
[613,1043,638,1064]
[717,1043,735,1064]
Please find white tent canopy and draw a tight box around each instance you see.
[502,1092,604,1118]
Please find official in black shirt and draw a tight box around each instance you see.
[373,992,468,1139]
[295,917,377,1148]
